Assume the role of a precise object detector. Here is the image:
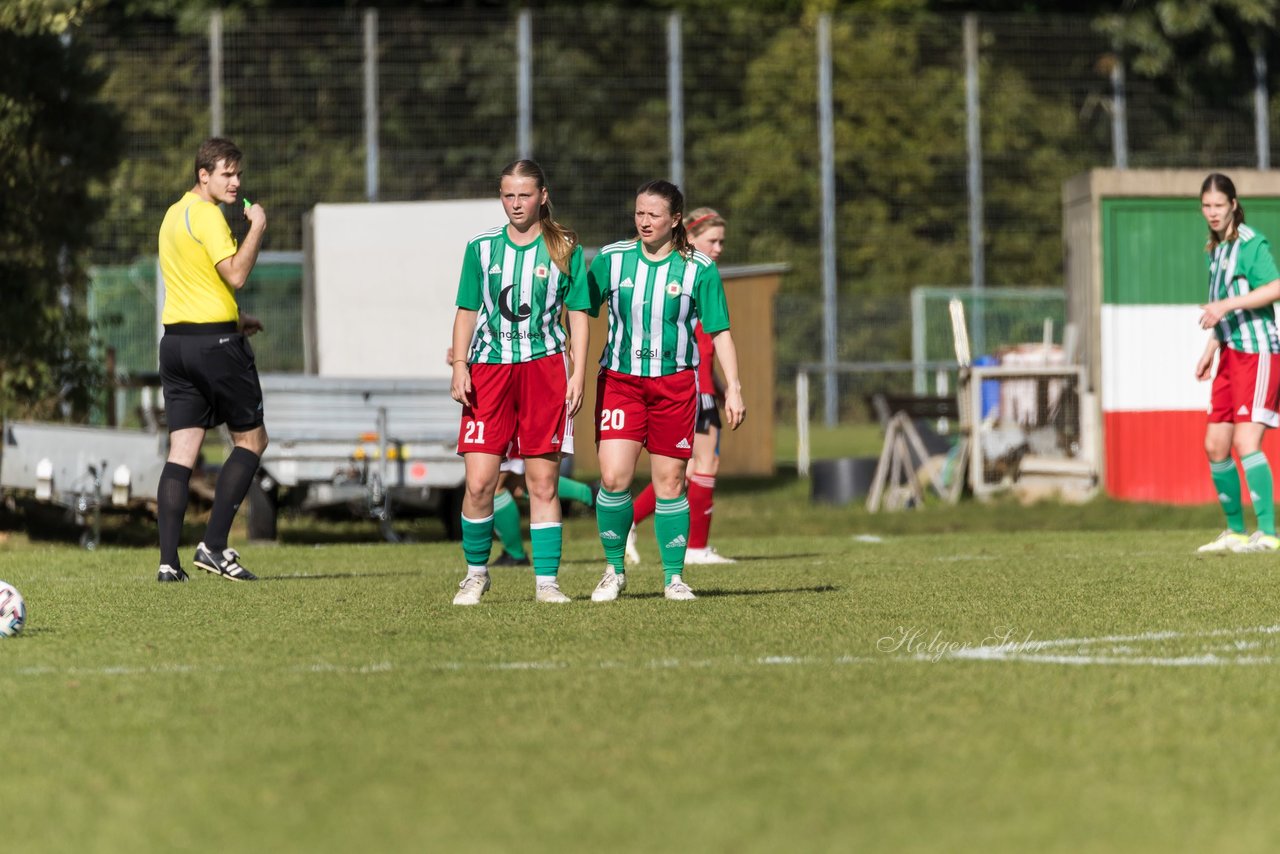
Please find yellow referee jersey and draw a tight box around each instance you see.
[158,192,239,324]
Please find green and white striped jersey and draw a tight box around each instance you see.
[456,228,590,365]
[1207,224,1280,354]
[588,238,730,377]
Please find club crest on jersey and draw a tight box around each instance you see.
[666,282,682,296]
[535,264,549,279]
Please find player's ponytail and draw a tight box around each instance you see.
[500,159,578,275]
[636,179,692,258]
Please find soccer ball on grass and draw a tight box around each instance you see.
[0,581,26,638]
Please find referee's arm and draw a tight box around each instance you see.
[215,204,267,289]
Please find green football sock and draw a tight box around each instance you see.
[1242,451,1276,536]
[530,522,562,578]
[595,488,632,570]
[654,495,690,586]
[558,476,595,507]
[492,490,526,559]
[1209,457,1246,534]
[460,512,495,568]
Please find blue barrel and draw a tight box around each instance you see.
[973,355,1000,419]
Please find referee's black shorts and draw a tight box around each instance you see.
[695,392,722,435]
[159,321,264,432]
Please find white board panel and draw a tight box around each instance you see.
[307,199,502,378]
[1101,303,1213,411]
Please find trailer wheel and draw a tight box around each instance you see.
[246,474,279,541]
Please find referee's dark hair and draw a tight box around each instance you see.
[194,137,243,183]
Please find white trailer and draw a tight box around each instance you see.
[249,373,465,542]
[0,420,169,549]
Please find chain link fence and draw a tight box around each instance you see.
[81,9,1273,424]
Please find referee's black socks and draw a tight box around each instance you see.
[158,462,192,567]
[204,447,261,553]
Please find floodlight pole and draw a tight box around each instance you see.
[817,14,839,427]
[1256,43,1271,170]
[517,10,533,159]
[668,12,684,191]
[964,13,986,358]
[1110,44,1128,170]
[209,11,223,137]
[364,9,379,202]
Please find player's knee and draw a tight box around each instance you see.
[525,476,557,504]
[233,427,268,456]
[1232,435,1262,458]
[654,471,686,499]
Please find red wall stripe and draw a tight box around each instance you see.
[1104,410,1280,504]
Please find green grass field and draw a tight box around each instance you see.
[3,479,1279,853]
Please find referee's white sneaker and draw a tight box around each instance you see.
[535,579,571,603]
[452,572,490,605]
[591,566,626,602]
[624,524,641,565]
[683,545,736,565]
[1197,530,1250,554]
[664,575,697,601]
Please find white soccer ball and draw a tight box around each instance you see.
[0,581,26,638]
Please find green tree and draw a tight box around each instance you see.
[1,1,122,419]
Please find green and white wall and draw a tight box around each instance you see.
[1065,170,1280,504]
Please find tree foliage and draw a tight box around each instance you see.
[0,1,122,419]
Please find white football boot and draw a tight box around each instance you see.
[683,545,736,565]
[1197,530,1250,554]
[535,579,571,603]
[591,566,627,602]
[663,575,697,601]
[452,572,491,605]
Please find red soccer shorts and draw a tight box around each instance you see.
[595,368,697,459]
[1210,346,1280,427]
[457,354,574,457]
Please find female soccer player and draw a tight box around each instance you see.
[449,160,591,603]
[588,182,745,602]
[1195,172,1280,553]
[627,207,736,565]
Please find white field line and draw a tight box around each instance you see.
[939,624,1280,666]
[7,627,1280,678]
[1,655,879,679]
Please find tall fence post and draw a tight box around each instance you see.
[1110,45,1128,169]
[911,287,926,394]
[517,9,532,159]
[1256,43,1271,171]
[796,370,811,477]
[963,13,985,358]
[363,9,379,202]
[817,14,839,427]
[209,10,223,137]
[667,12,684,190]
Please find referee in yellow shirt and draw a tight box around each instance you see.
[155,137,268,582]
